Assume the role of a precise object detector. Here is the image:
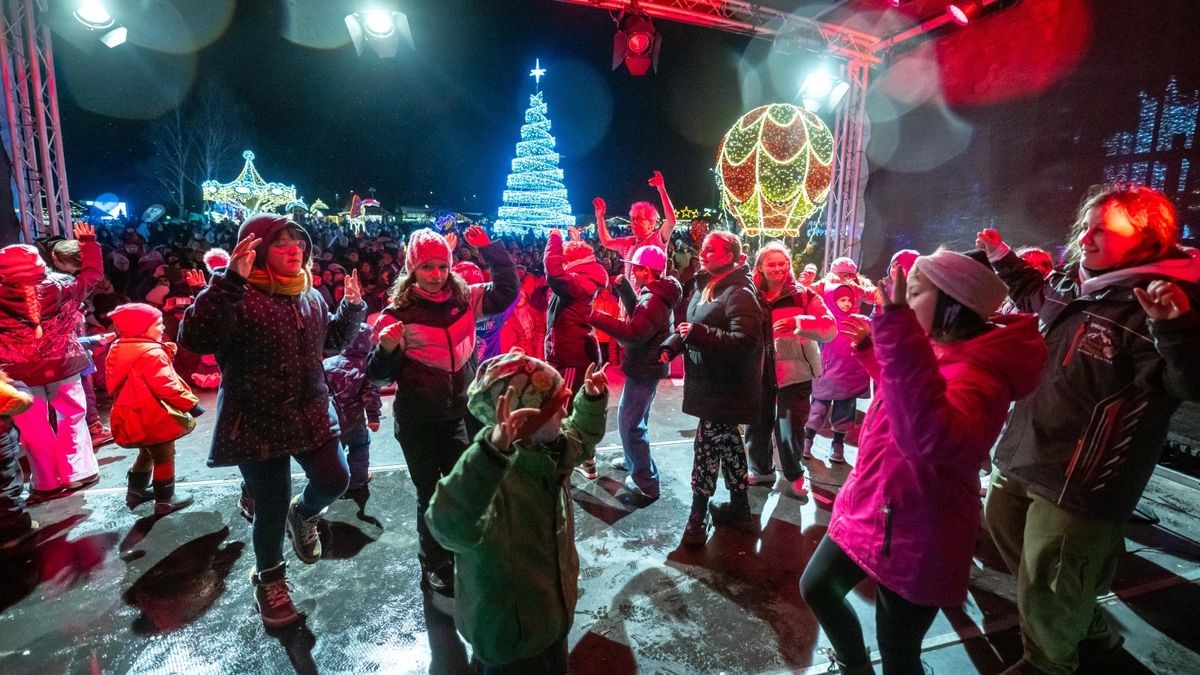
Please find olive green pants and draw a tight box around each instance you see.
[984,469,1125,675]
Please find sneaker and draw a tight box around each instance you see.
[251,564,300,628]
[574,459,598,480]
[88,421,114,447]
[62,474,100,492]
[623,475,658,501]
[238,482,255,522]
[424,561,455,598]
[790,476,810,502]
[0,520,39,551]
[286,495,324,564]
[609,456,628,471]
[746,470,776,487]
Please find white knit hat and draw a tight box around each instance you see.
[912,250,1008,318]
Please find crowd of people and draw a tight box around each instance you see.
[0,177,1198,675]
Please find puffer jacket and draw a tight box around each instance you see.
[178,269,365,467]
[105,338,201,447]
[323,325,381,431]
[589,275,681,380]
[543,231,608,367]
[758,281,836,388]
[366,243,518,423]
[990,247,1200,521]
[426,389,607,667]
[662,265,764,424]
[0,235,103,386]
[812,284,871,400]
[829,308,1046,608]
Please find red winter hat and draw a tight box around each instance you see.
[0,244,48,285]
[110,303,163,338]
[405,228,452,273]
[563,240,596,270]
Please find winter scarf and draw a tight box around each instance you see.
[246,268,308,296]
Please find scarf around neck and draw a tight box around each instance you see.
[247,268,308,296]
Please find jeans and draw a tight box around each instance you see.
[800,535,939,675]
[984,469,1125,674]
[11,374,97,491]
[395,416,469,569]
[618,376,660,497]
[0,426,32,537]
[746,381,812,481]
[341,423,372,489]
[238,438,349,571]
[807,397,857,434]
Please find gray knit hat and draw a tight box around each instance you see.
[912,250,1008,318]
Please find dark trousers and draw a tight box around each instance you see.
[807,397,857,434]
[473,636,568,675]
[0,427,32,537]
[395,416,469,569]
[340,423,371,489]
[691,420,748,497]
[800,535,938,675]
[238,438,349,571]
[746,381,812,480]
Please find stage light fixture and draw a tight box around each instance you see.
[345,9,414,58]
[947,1,982,25]
[100,26,127,48]
[73,0,114,30]
[800,68,850,114]
[612,11,661,76]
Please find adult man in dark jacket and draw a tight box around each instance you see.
[590,245,682,499]
[662,231,763,546]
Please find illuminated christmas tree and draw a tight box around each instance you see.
[495,61,574,235]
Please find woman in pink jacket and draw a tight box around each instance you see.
[800,250,1047,674]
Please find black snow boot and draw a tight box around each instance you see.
[152,479,193,516]
[709,489,755,533]
[125,471,154,510]
[681,493,711,548]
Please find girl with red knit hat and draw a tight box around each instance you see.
[366,225,519,600]
[106,303,202,515]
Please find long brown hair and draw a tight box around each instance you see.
[386,269,470,309]
[1066,184,1178,268]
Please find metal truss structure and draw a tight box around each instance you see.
[1,0,69,241]
[555,0,1007,268]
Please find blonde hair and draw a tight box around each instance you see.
[387,270,470,309]
[629,201,660,222]
[1066,184,1178,267]
[752,240,794,288]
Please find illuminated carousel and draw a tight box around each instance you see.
[202,150,297,221]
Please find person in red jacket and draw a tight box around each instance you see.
[800,250,1047,675]
[106,303,203,515]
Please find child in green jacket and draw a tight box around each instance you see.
[426,350,609,673]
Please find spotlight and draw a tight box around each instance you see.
[946,1,982,25]
[612,12,661,76]
[100,26,127,48]
[345,10,414,58]
[73,0,114,30]
[800,69,850,114]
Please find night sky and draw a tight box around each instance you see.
[52,0,1200,271]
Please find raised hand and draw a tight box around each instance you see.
[183,268,206,289]
[73,222,95,240]
[444,230,458,251]
[648,171,665,189]
[839,315,872,349]
[887,263,908,306]
[463,225,491,248]
[592,197,606,217]
[582,362,608,396]
[490,386,542,454]
[547,228,562,241]
[1134,280,1191,320]
[976,228,1004,257]
[344,269,362,305]
[229,234,261,279]
[379,320,406,353]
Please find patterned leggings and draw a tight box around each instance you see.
[691,420,748,497]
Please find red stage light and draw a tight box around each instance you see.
[627,31,652,54]
[947,2,980,26]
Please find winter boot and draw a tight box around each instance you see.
[152,479,193,516]
[802,428,816,459]
[423,559,455,598]
[709,490,756,533]
[125,471,154,510]
[286,495,325,564]
[251,562,300,628]
[681,493,711,548]
[830,432,847,464]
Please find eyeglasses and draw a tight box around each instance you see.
[270,239,307,251]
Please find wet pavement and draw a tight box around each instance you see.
[2,373,1199,674]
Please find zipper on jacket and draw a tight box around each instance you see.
[881,501,893,556]
[1061,323,1086,368]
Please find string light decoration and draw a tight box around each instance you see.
[202,151,297,219]
[715,104,834,238]
[495,67,575,236]
[674,206,699,220]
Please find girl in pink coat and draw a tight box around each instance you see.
[800,250,1047,675]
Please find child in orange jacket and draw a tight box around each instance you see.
[106,303,204,516]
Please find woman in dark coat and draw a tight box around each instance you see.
[661,231,763,547]
[179,214,365,628]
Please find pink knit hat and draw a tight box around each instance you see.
[830,256,858,275]
[110,303,163,338]
[405,229,452,273]
[0,244,47,284]
[563,240,597,270]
